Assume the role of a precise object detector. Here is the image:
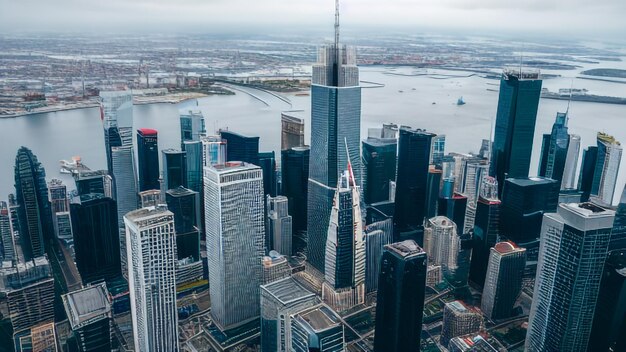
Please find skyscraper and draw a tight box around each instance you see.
[426,167,443,219]
[424,216,469,288]
[259,151,278,197]
[362,136,397,205]
[183,140,203,194]
[162,149,187,191]
[0,201,15,262]
[220,130,260,165]
[112,144,138,278]
[290,304,345,352]
[166,186,200,261]
[62,283,112,352]
[591,132,622,205]
[48,179,72,242]
[73,169,113,198]
[578,145,598,202]
[124,206,179,352]
[322,168,365,311]
[561,134,580,190]
[137,128,160,191]
[201,135,227,167]
[14,147,53,260]
[481,241,526,320]
[204,162,264,330]
[364,218,393,293]
[180,110,205,149]
[281,111,305,150]
[469,176,500,288]
[526,203,615,351]
[438,192,468,235]
[430,134,446,168]
[588,249,626,352]
[100,91,133,175]
[440,300,483,348]
[281,146,309,254]
[307,6,362,274]
[70,193,121,285]
[262,251,291,284]
[374,240,427,352]
[611,185,626,251]
[490,69,542,195]
[266,195,293,255]
[393,127,435,242]
[538,112,570,184]
[138,189,161,208]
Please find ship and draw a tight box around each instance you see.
[457,96,466,105]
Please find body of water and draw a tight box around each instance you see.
[1,64,625,204]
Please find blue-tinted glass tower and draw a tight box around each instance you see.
[259,151,277,197]
[180,110,205,150]
[220,130,260,166]
[137,128,160,192]
[578,146,598,202]
[166,186,200,262]
[281,147,309,254]
[538,112,569,184]
[362,137,397,205]
[611,186,626,251]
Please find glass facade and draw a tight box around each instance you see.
[162,149,187,191]
[137,128,160,192]
[468,179,501,288]
[481,242,526,320]
[179,110,205,150]
[220,130,260,166]
[281,147,309,255]
[538,112,569,184]
[590,132,622,205]
[259,151,277,197]
[166,186,200,262]
[362,138,397,205]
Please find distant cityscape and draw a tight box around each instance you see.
[0,1,626,352]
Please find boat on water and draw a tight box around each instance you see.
[457,97,466,105]
[398,90,404,93]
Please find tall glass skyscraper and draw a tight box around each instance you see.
[469,176,501,288]
[220,130,260,165]
[578,146,598,201]
[183,140,203,194]
[374,240,427,352]
[538,112,570,184]
[266,195,292,255]
[180,110,205,150]
[307,15,362,274]
[137,128,160,192]
[0,201,16,262]
[490,70,542,195]
[362,137,397,205]
[590,132,622,205]
[14,147,53,261]
[561,134,581,190]
[204,162,265,330]
[62,283,113,352]
[162,149,187,191]
[364,218,393,294]
[112,145,138,278]
[611,185,626,251]
[481,241,526,320]
[281,147,309,254]
[259,151,277,197]
[124,206,179,352]
[100,91,133,175]
[526,203,615,352]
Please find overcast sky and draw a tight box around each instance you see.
[1,0,625,41]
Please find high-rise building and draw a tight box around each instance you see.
[180,110,205,149]
[262,251,292,284]
[48,178,72,243]
[424,216,469,288]
[481,241,526,320]
[0,201,16,262]
[307,12,362,275]
[578,145,598,202]
[440,300,483,348]
[220,130,260,165]
[63,283,112,352]
[281,111,305,150]
[290,304,345,352]
[100,91,133,175]
[201,135,227,167]
[588,249,626,352]
[425,167,443,219]
[322,168,365,311]
[266,196,292,255]
[591,132,623,205]
[490,69,542,195]
[374,240,427,352]
[364,218,393,293]
[138,189,161,208]
[438,192,467,235]
[526,203,615,351]
[538,112,570,185]
[281,147,309,254]
[124,206,179,352]
[183,140,203,194]
[112,144,138,278]
[362,136,397,205]
[0,257,55,335]
[462,160,489,234]
[204,162,264,330]
[393,127,435,242]
[611,185,626,251]
[14,147,53,261]
[70,193,121,285]
[19,322,58,352]
[259,151,278,197]
[260,277,318,352]
[561,134,580,190]
[166,186,200,258]
[448,333,499,352]
[137,128,160,192]
[430,134,446,168]
[162,149,187,191]
[469,176,500,288]
[73,170,113,198]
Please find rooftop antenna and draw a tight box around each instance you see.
[335,0,340,49]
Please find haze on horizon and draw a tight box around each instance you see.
[1,0,625,43]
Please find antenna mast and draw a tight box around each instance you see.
[335,0,340,49]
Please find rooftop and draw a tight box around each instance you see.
[598,132,621,146]
[503,68,541,80]
[296,304,341,332]
[386,240,425,258]
[138,128,158,136]
[281,110,306,123]
[209,161,259,173]
[506,176,557,187]
[124,205,172,222]
[63,283,111,330]
[493,241,525,255]
[261,277,315,305]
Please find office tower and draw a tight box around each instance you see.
[201,135,227,167]
[0,202,15,262]
[526,203,615,352]
[490,69,542,195]
[393,127,435,242]
[259,151,278,197]
[166,186,202,286]
[180,110,205,149]
[266,195,292,255]
[262,251,291,284]
[137,128,160,191]
[438,192,467,234]
[124,206,179,352]
[63,283,112,352]
[48,179,73,243]
[7,193,20,239]
[70,193,121,285]
[183,140,203,194]
[14,147,53,261]
[112,145,138,278]
[440,301,483,348]
[162,149,187,191]
[448,333,498,352]
[479,139,491,159]
[260,277,318,352]
[204,162,264,330]
[100,91,133,174]
[362,136,397,204]
[538,112,570,185]
[281,111,305,150]
[481,241,526,320]
[322,168,365,310]
[500,177,559,248]
[427,264,443,286]
[578,146,598,202]
[281,147,309,254]
[424,216,469,288]
[561,134,580,190]
[611,185,626,251]
[73,170,112,198]
[138,189,161,208]
[588,249,626,352]
[469,176,500,287]
[307,8,362,275]
[220,130,260,165]
[591,132,623,204]
[374,240,427,352]
[430,134,446,167]
[290,304,344,352]
[0,257,55,335]
[462,161,489,234]
[425,167,442,219]
[364,218,393,293]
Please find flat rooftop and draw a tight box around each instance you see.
[506,177,557,187]
[386,240,425,258]
[261,277,315,305]
[295,304,340,332]
[63,283,111,329]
